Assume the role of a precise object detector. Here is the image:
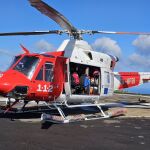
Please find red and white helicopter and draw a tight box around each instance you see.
[0,0,149,123]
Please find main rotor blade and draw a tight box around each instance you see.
[1,30,149,37]
[90,30,150,35]
[29,0,77,33]
[0,30,64,36]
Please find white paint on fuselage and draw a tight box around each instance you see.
[57,39,115,103]
[57,39,112,68]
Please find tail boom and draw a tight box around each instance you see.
[114,72,150,90]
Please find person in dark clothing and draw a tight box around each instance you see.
[71,67,80,94]
[80,74,90,94]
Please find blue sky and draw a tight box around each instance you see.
[0,0,150,94]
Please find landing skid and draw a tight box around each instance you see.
[0,98,127,123]
[41,102,110,124]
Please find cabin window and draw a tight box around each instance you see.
[87,52,93,60]
[110,61,113,68]
[104,71,110,84]
[36,62,54,82]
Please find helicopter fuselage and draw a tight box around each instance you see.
[0,39,149,104]
[0,39,115,103]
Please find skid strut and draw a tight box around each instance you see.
[4,99,19,113]
[41,102,110,123]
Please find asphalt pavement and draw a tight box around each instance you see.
[0,118,150,150]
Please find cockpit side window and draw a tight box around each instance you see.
[36,66,44,80]
[36,62,54,82]
[45,63,54,82]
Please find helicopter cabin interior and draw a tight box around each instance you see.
[69,62,101,95]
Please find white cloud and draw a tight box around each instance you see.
[127,35,150,71]
[0,49,14,71]
[35,39,55,52]
[128,53,150,71]
[92,37,121,57]
[0,55,13,71]
[0,48,20,71]
[0,49,15,56]
[132,35,150,55]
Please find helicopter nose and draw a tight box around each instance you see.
[0,82,13,94]
[0,73,11,94]
[0,70,30,96]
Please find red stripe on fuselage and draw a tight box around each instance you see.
[118,72,140,89]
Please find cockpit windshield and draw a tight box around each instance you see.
[13,56,39,79]
[9,55,21,69]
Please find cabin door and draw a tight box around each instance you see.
[33,62,54,100]
[53,57,66,98]
[64,59,72,97]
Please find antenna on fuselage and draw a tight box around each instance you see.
[20,44,30,54]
